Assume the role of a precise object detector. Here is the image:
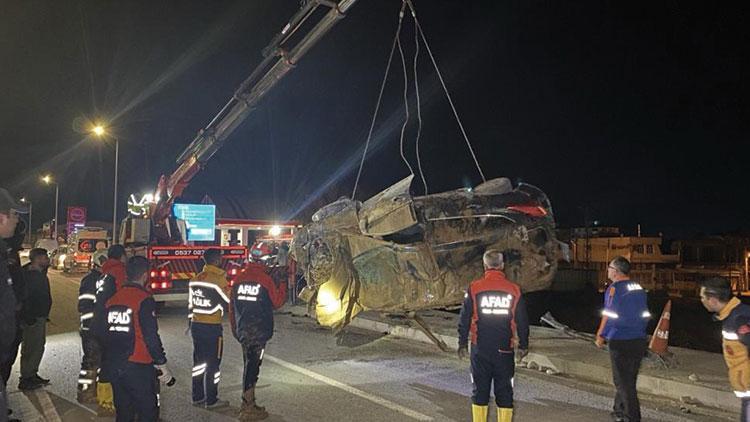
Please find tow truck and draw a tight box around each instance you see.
[119,0,360,303]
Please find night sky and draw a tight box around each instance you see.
[1,1,747,238]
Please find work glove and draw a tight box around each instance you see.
[457,344,468,360]
[155,364,175,386]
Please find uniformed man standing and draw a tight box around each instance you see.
[699,277,750,421]
[595,256,650,422]
[458,249,529,422]
[188,249,230,408]
[0,190,26,422]
[93,245,126,416]
[229,260,286,421]
[95,256,172,422]
[76,250,108,403]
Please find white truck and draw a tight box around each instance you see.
[63,227,108,272]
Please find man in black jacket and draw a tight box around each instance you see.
[0,188,26,422]
[1,220,27,385]
[18,248,51,391]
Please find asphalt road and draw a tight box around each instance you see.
[5,270,734,421]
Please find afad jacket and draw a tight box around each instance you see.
[229,262,286,346]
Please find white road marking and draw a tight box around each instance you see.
[34,389,63,422]
[265,354,433,421]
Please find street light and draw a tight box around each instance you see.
[41,175,59,240]
[20,197,32,245]
[90,123,119,243]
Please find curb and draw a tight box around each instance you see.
[287,305,739,413]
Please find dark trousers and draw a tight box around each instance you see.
[1,371,7,421]
[470,348,515,408]
[78,330,101,391]
[609,338,646,422]
[111,362,158,422]
[742,398,750,422]
[20,317,46,379]
[0,323,22,383]
[191,322,223,404]
[242,342,265,392]
[80,330,102,370]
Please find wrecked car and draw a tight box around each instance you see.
[292,176,562,330]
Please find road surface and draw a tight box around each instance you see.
[4,270,734,421]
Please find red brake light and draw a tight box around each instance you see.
[150,283,158,290]
[161,282,168,289]
[160,270,168,278]
[230,268,238,275]
[150,271,157,278]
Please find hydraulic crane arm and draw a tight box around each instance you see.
[151,0,360,221]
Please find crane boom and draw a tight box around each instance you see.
[151,0,360,222]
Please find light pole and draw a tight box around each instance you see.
[20,197,32,245]
[91,124,119,244]
[41,175,59,240]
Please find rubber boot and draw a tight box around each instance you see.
[77,370,97,404]
[96,382,115,417]
[239,388,269,421]
[498,407,513,422]
[472,404,488,422]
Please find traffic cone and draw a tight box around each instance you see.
[649,300,671,355]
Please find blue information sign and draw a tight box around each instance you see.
[173,204,216,241]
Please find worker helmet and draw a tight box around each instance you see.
[91,250,108,268]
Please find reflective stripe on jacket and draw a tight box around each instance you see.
[716,297,750,397]
[78,269,101,330]
[189,264,229,325]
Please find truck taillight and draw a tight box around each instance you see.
[230,268,238,276]
[149,268,171,290]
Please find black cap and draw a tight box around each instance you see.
[0,188,29,214]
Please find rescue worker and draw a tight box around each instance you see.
[95,256,172,422]
[1,220,27,390]
[458,249,529,422]
[76,250,108,404]
[699,277,750,421]
[229,259,286,421]
[94,244,127,416]
[595,256,650,422]
[188,248,230,408]
[0,190,26,422]
[102,244,128,290]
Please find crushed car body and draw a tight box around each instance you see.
[292,176,563,330]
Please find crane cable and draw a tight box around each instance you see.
[412,4,428,195]
[351,2,406,199]
[352,0,486,200]
[396,10,416,181]
[405,0,486,183]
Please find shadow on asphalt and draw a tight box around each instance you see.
[410,383,467,421]
[335,328,387,348]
